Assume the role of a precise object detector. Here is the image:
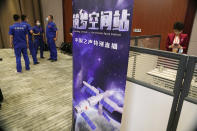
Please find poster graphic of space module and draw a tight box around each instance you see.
[72,0,133,130]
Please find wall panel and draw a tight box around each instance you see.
[121,82,173,131]
[63,0,72,43]
[188,11,197,56]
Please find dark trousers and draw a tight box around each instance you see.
[34,38,44,58]
[14,47,30,72]
[47,38,57,60]
[29,40,38,64]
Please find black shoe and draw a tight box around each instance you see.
[51,59,57,62]
[34,62,40,65]
[41,57,45,59]
[48,58,52,60]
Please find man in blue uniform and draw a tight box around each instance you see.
[46,15,58,62]
[33,19,45,58]
[21,15,39,65]
[9,14,30,73]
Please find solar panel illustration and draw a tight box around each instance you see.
[81,112,96,130]
[74,78,124,130]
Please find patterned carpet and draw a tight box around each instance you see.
[0,49,72,131]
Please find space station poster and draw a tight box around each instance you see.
[72,0,133,130]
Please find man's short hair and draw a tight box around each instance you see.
[21,14,27,21]
[49,15,53,20]
[13,14,20,21]
[34,19,39,23]
[173,22,184,31]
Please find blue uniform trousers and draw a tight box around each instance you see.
[47,38,57,60]
[34,38,44,58]
[14,47,30,72]
[29,40,38,64]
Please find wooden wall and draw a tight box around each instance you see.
[183,0,197,43]
[62,0,194,50]
[62,0,72,43]
[131,0,188,50]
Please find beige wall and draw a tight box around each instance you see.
[188,11,197,56]
[40,0,64,47]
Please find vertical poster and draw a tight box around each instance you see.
[72,0,133,130]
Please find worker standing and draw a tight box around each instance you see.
[33,19,45,59]
[21,15,39,65]
[9,14,30,72]
[46,15,58,62]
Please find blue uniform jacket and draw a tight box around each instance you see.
[33,26,44,40]
[8,22,28,49]
[46,22,57,39]
[21,21,32,42]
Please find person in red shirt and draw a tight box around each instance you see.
[166,22,188,54]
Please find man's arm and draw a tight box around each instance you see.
[31,29,40,36]
[43,33,45,42]
[9,35,13,48]
[26,34,29,48]
[53,23,58,41]
[54,31,58,41]
[8,26,14,48]
[30,29,33,34]
[33,32,40,36]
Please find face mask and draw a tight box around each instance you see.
[36,22,41,26]
[46,17,49,21]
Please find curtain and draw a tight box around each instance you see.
[0,0,41,48]
[0,0,21,48]
[0,27,3,48]
[40,0,64,47]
